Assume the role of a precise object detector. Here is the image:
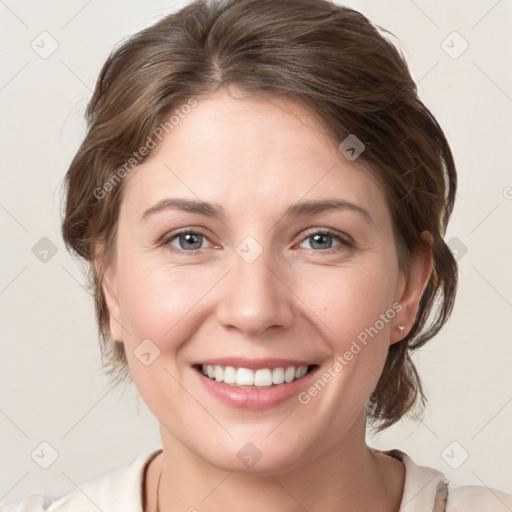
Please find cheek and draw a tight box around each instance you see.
[114,257,216,414]
[286,260,400,437]
[293,257,399,408]
[116,255,217,346]
[296,259,398,345]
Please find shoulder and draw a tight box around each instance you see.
[0,496,51,512]
[0,449,162,512]
[376,448,512,511]
[446,484,512,511]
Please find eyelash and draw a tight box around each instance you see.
[160,228,354,255]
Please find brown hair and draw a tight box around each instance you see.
[61,0,458,432]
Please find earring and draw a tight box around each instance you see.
[397,325,405,332]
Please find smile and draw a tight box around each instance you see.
[192,361,320,410]
[198,364,317,388]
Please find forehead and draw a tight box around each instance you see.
[121,89,390,226]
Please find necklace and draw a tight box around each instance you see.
[155,459,163,512]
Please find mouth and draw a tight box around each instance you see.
[192,363,319,389]
[190,357,322,410]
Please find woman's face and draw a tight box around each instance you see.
[102,88,430,473]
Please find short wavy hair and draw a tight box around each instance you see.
[61,0,458,432]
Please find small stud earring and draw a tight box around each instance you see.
[397,325,405,332]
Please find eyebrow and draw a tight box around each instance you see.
[141,198,373,224]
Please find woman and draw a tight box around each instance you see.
[2,0,511,510]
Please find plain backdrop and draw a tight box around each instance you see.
[1,0,511,503]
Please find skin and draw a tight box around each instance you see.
[99,87,433,512]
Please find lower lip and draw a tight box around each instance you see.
[193,366,319,410]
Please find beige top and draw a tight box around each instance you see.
[1,448,511,511]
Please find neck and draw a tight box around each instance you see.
[147,413,404,512]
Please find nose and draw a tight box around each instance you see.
[216,245,295,337]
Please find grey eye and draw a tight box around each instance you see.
[168,232,208,251]
[300,232,340,251]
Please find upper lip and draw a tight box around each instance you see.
[193,358,318,371]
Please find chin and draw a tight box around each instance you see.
[196,430,312,475]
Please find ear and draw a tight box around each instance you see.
[391,231,433,345]
[94,245,124,343]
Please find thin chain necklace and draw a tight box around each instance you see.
[155,460,163,512]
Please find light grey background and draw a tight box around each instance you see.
[1,0,511,503]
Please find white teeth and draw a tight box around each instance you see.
[272,367,285,385]
[236,367,254,386]
[223,366,237,384]
[254,368,272,387]
[284,366,296,383]
[296,366,308,379]
[200,364,311,388]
